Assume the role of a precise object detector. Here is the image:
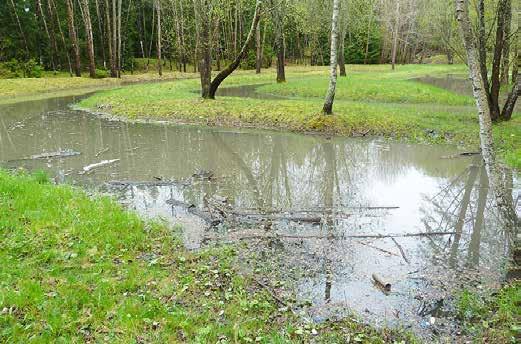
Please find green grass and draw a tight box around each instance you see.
[0,170,416,343]
[258,64,472,105]
[0,70,195,104]
[77,64,521,169]
[456,283,521,342]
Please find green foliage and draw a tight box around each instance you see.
[94,68,109,79]
[0,59,43,78]
[242,50,258,70]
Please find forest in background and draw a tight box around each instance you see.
[2,0,511,78]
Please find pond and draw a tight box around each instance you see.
[0,92,519,339]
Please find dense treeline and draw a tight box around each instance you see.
[1,0,502,77]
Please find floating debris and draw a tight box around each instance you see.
[8,149,81,162]
[80,159,120,174]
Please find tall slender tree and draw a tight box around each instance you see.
[271,0,286,82]
[156,0,162,76]
[323,0,341,115]
[80,0,97,78]
[65,0,82,76]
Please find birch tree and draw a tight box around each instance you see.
[323,0,340,115]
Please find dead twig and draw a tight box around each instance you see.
[357,241,400,258]
[391,237,410,264]
[95,147,110,157]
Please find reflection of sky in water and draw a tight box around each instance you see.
[0,95,519,337]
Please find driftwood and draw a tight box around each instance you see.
[8,149,80,162]
[236,231,456,241]
[441,152,480,159]
[80,159,120,174]
[236,213,322,224]
[372,273,391,292]
[233,210,352,220]
[109,180,188,187]
[238,206,399,213]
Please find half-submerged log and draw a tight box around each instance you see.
[372,273,391,292]
[8,149,81,162]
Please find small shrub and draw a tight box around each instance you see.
[95,68,109,79]
[23,59,43,78]
[0,59,43,78]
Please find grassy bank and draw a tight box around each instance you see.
[0,170,416,343]
[77,65,521,169]
[456,283,520,342]
[0,71,194,105]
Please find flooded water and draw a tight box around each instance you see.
[414,74,473,96]
[1,93,519,338]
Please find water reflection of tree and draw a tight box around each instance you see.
[421,159,518,273]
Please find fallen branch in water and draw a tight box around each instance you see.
[238,206,399,213]
[108,180,188,187]
[8,149,81,162]
[80,159,120,174]
[236,213,322,223]
[440,152,480,159]
[236,231,456,241]
[95,147,110,157]
[391,237,410,264]
[356,241,400,257]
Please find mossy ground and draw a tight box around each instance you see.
[0,170,416,343]
[76,65,521,169]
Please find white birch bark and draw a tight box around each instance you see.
[323,0,340,115]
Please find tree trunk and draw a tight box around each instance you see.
[255,19,262,74]
[117,0,122,77]
[322,0,340,115]
[501,75,520,121]
[363,7,373,64]
[512,43,519,84]
[36,0,56,71]
[8,0,29,58]
[455,0,496,170]
[500,0,512,85]
[271,0,285,83]
[112,0,118,75]
[338,19,347,77]
[65,0,82,77]
[156,0,162,76]
[94,0,107,68]
[194,0,212,98]
[81,0,97,78]
[104,0,116,77]
[477,0,492,110]
[489,0,509,121]
[207,0,262,99]
[49,0,73,75]
[391,0,400,70]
